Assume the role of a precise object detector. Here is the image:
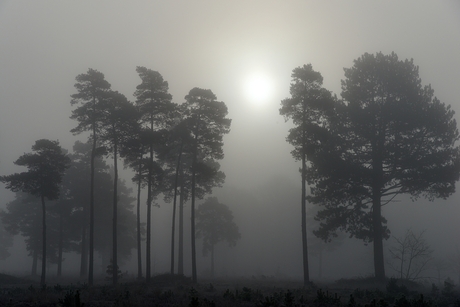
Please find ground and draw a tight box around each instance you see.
[0,273,458,306]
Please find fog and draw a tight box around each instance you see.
[1,1,460,283]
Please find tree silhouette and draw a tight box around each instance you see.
[122,128,150,280]
[307,52,460,281]
[70,68,111,285]
[183,87,231,283]
[134,66,175,281]
[157,116,193,275]
[68,140,137,277]
[196,197,240,277]
[388,229,433,280]
[0,139,70,286]
[99,90,139,285]
[280,64,335,284]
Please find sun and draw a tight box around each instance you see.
[243,72,273,105]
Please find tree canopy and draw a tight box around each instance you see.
[183,87,231,283]
[305,52,460,281]
[280,64,335,284]
[70,68,112,285]
[1,139,70,200]
[0,139,70,285]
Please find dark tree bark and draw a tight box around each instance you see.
[136,163,142,279]
[301,154,310,284]
[170,143,183,275]
[112,142,118,286]
[178,182,184,275]
[41,195,46,287]
[146,141,153,282]
[88,130,96,286]
[191,148,198,283]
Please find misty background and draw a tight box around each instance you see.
[1,1,460,281]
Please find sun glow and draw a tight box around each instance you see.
[243,72,273,105]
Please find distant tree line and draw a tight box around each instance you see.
[1,67,233,286]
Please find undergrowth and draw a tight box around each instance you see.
[0,274,459,306]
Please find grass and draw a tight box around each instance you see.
[0,273,458,306]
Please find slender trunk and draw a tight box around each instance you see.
[211,244,215,278]
[80,226,87,278]
[372,197,385,281]
[136,157,142,279]
[146,142,154,282]
[301,153,309,285]
[191,150,198,283]
[170,190,177,275]
[89,123,97,286]
[372,134,385,282]
[40,195,46,287]
[300,104,310,286]
[32,248,38,276]
[112,142,118,286]
[170,143,183,275]
[57,211,63,277]
[178,180,184,275]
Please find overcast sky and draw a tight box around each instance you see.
[1,0,460,278]
[1,1,460,200]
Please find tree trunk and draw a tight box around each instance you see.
[136,158,142,280]
[170,144,183,275]
[57,210,63,277]
[178,180,184,275]
[146,142,154,282]
[112,142,118,286]
[372,198,385,281]
[40,195,46,287]
[301,154,310,285]
[89,125,97,286]
[372,134,385,282]
[170,190,177,275]
[191,152,198,283]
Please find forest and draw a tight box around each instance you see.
[1,51,460,306]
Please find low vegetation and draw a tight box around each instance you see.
[0,274,459,307]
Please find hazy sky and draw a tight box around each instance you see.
[1,1,460,198]
[1,0,460,278]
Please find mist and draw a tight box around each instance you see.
[1,1,460,289]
